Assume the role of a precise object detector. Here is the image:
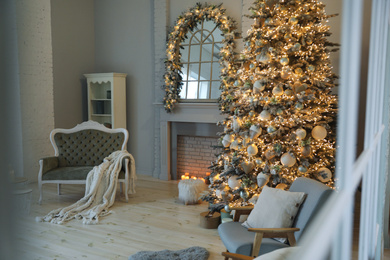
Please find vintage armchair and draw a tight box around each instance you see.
[38,121,134,204]
[218,177,333,258]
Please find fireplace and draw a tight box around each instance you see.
[157,103,224,180]
[171,122,221,180]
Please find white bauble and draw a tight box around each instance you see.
[281,152,296,167]
[272,85,284,96]
[247,144,259,156]
[317,167,332,182]
[222,134,234,147]
[215,189,222,198]
[312,126,327,140]
[296,128,307,139]
[230,139,239,150]
[253,80,266,93]
[228,176,241,189]
[257,173,270,188]
[258,53,271,64]
[242,136,251,147]
[259,110,271,121]
[232,117,242,133]
[249,125,262,139]
[241,161,255,174]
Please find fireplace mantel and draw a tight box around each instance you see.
[156,103,224,180]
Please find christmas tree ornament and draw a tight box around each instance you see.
[284,89,293,96]
[281,69,291,79]
[230,139,239,150]
[257,173,270,189]
[312,126,327,140]
[215,189,223,198]
[275,183,288,190]
[247,144,259,156]
[240,189,250,201]
[294,68,303,75]
[293,43,301,51]
[241,160,255,174]
[249,125,262,139]
[242,135,251,147]
[265,149,276,160]
[301,145,312,157]
[232,117,242,133]
[281,152,296,167]
[295,102,303,110]
[265,18,273,26]
[280,57,289,66]
[255,159,263,165]
[259,110,271,120]
[222,134,234,147]
[272,85,284,96]
[267,125,277,133]
[298,165,308,172]
[289,17,298,25]
[228,176,241,189]
[316,167,332,183]
[253,80,266,93]
[308,65,316,72]
[258,52,271,64]
[296,128,307,139]
[224,204,231,213]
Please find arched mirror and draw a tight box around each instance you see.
[162,3,238,112]
[180,20,223,101]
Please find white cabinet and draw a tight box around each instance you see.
[84,73,127,129]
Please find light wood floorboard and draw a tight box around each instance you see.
[14,175,390,260]
[15,175,224,260]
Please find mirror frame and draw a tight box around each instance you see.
[162,3,239,113]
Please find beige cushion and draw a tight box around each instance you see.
[242,186,306,229]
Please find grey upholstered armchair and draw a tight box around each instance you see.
[38,121,133,204]
[218,177,333,258]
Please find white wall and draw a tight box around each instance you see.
[15,0,55,181]
[51,0,95,128]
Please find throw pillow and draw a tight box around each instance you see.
[242,186,306,230]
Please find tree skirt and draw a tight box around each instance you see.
[128,246,209,260]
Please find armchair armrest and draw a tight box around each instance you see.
[39,156,59,175]
[222,252,254,260]
[230,205,254,222]
[248,227,300,257]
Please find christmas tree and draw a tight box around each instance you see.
[203,0,339,211]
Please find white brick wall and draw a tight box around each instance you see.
[177,136,220,178]
[16,0,55,181]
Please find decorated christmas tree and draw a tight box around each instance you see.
[203,0,339,211]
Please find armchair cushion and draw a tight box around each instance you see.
[218,222,289,256]
[242,186,306,230]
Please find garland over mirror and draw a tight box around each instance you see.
[162,3,239,113]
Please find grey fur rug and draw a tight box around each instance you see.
[128,246,209,260]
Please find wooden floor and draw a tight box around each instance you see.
[13,175,390,260]
[15,175,225,260]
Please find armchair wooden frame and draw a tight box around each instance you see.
[224,206,300,259]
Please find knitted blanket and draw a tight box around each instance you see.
[37,150,136,225]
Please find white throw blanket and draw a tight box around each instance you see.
[37,150,136,225]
